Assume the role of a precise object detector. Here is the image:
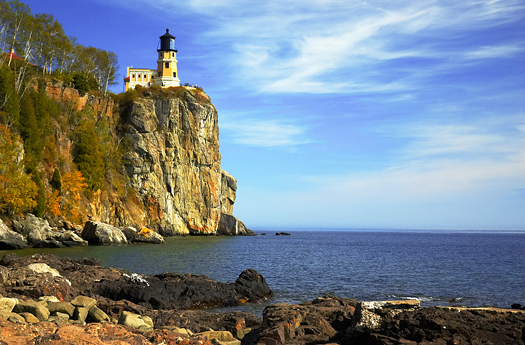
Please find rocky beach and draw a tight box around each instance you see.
[0,253,523,345]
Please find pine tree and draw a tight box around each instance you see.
[73,121,105,191]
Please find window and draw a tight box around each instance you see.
[144,74,147,79]
[173,72,176,77]
[165,62,169,68]
[132,74,135,79]
[172,52,175,58]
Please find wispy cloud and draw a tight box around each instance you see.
[307,118,525,203]
[220,118,310,147]
[107,0,525,94]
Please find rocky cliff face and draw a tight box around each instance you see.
[118,91,222,235]
[37,84,249,236]
[109,89,249,236]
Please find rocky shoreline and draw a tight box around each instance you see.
[0,253,523,344]
[0,214,256,250]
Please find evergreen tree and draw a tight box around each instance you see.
[73,121,105,191]
[50,167,61,192]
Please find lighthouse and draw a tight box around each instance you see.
[155,29,180,87]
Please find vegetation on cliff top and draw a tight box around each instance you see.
[0,0,119,95]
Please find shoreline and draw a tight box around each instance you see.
[0,253,524,344]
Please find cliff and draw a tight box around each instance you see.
[115,88,247,235]
[1,81,251,237]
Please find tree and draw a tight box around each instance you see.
[0,124,38,215]
[73,121,105,191]
[0,64,19,125]
[50,167,61,191]
[60,170,87,222]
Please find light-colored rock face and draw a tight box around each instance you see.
[81,221,128,245]
[220,171,237,215]
[120,92,225,235]
[27,263,60,277]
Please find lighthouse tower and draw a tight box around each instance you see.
[155,29,180,87]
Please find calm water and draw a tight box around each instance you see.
[3,230,525,312]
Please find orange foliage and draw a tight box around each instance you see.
[60,170,88,223]
[0,125,39,215]
[46,190,61,217]
[139,227,153,238]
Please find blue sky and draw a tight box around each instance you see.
[22,0,525,230]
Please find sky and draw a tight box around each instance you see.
[21,0,525,230]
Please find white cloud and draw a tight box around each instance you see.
[220,118,310,147]
[462,44,523,60]
[303,118,525,204]
[106,0,525,94]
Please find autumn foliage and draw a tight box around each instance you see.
[0,124,38,215]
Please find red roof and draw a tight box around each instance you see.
[124,76,130,81]
[4,50,35,66]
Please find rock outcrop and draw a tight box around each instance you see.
[10,214,87,248]
[0,253,272,310]
[0,218,28,250]
[116,89,247,235]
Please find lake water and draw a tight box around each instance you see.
[4,230,525,312]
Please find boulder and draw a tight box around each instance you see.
[87,305,110,323]
[0,297,17,312]
[0,265,72,301]
[121,226,138,242]
[18,312,39,323]
[81,221,128,245]
[11,213,53,237]
[13,299,50,320]
[217,213,256,236]
[39,296,61,304]
[27,263,61,277]
[0,218,28,249]
[71,295,97,309]
[47,302,75,317]
[117,310,153,330]
[122,226,165,244]
[195,330,236,342]
[234,269,272,301]
[0,310,25,323]
[60,231,88,246]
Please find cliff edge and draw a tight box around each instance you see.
[117,88,248,235]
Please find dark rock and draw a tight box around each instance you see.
[345,307,525,345]
[511,303,521,309]
[261,233,267,235]
[217,213,256,236]
[256,303,337,345]
[1,254,271,310]
[275,232,291,236]
[234,269,272,301]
